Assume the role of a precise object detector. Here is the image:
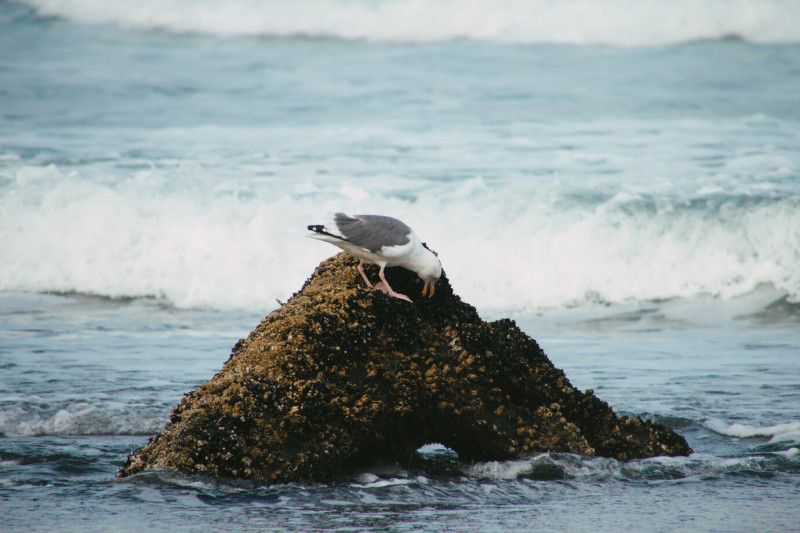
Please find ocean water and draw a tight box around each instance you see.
[1,0,800,531]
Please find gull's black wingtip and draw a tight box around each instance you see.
[307,224,345,241]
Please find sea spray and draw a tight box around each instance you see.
[1,157,798,313]
[22,0,800,45]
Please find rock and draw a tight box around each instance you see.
[117,253,692,483]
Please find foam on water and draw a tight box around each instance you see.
[21,0,800,46]
[1,154,798,315]
[704,419,800,443]
[0,400,169,437]
[462,448,800,482]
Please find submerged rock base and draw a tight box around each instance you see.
[118,253,691,483]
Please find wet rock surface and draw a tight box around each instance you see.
[118,253,692,483]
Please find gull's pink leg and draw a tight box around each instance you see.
[357,261,373,288]
[378,265,412,303]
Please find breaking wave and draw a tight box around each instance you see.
[1,160,798,314]
[21,0,800,46]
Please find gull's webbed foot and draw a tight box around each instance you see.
[374,282,412,302]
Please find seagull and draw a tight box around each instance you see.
[307,213,442,302]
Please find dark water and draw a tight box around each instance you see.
[1,292,799,532]
[4,436,799,533]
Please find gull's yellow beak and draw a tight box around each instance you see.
[422,281,435,298]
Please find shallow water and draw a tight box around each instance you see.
[2,0,800,530]
[1,292,799,532]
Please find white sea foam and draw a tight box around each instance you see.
[0,400,169,436]
[1,155,798,315]
[22,0,800,46]
[704,419,800,443]
[465,456,545,480]
[464,450,800,482]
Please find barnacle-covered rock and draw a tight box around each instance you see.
[118,253,691,482]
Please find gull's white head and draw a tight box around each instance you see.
[416,247,442,298]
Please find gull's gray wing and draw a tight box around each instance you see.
[334,213,412,252]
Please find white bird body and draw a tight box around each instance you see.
[307,213,441,302]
